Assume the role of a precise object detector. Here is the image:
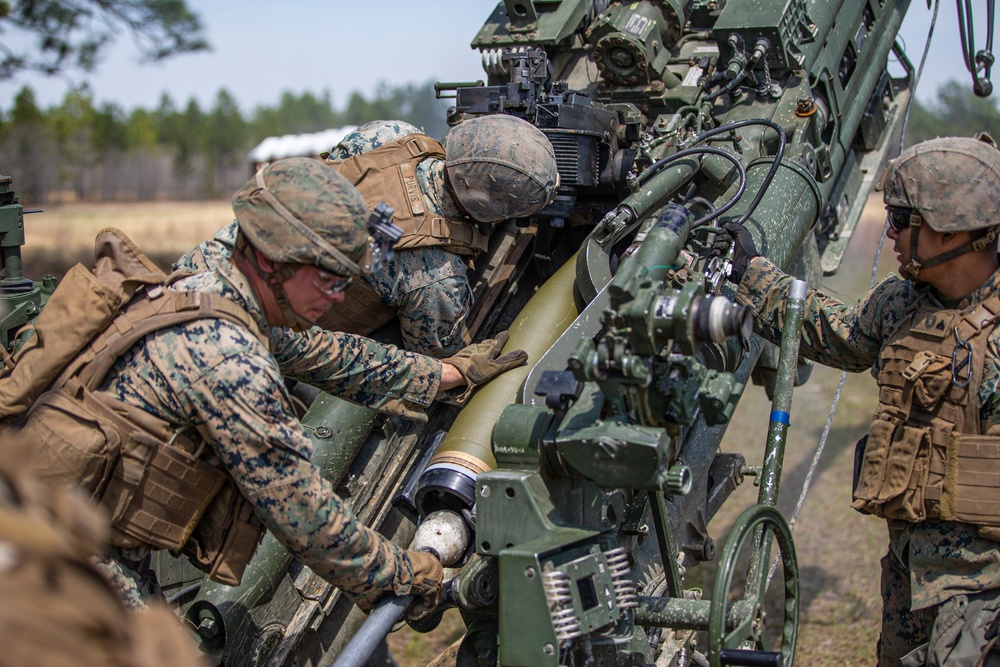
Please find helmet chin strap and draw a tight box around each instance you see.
[238,238,315,333]
[901,215,1000,281]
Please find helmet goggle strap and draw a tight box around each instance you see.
[902,214,1000,281]
[237,235,315,332]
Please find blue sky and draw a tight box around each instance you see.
[0,0,988,113]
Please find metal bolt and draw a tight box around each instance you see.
[197,618,219,638]
[314,426,332,438]
[543,643,556,655]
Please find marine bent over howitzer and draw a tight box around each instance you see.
[0,0,995,665]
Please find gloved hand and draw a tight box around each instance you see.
[405,549,444,621]
[712,222,760,284]
[441,331,528,404]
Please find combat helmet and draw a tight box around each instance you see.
[445,115,559,223]
[878,134,1000,279]
[232,158,371,330]
[233,158,372,276]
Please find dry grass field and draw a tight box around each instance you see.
[23,196,896,665]
[22,200,234,277]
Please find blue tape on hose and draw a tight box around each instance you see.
[770,410,790,424]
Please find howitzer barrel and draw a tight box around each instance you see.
[728,158,821,271]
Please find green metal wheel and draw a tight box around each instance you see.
[708,504,798,667]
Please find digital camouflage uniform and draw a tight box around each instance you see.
[326,121,481,356]
[179,118,558,357]
[738,257,1000,665]
[94,257,441,610]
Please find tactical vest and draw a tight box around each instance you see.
[853,295,1000,529]
[22,285,270,586]
[315,278,395,338]
[327,134,489,256]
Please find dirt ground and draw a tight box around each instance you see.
[23,196,896,665]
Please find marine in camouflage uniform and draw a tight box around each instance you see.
[23,159,526,615]
[722,136,1000,666]
[178,117,559,357]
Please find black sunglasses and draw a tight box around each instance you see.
[885,206,916,233]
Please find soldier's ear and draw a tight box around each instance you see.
[255,249,278,274]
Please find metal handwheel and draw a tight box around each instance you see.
[708,504,798,667]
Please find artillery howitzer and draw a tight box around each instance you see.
[2,0,993,664]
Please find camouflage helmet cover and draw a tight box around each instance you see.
[880,136,1000,232]
[445,115,559,223]
[232,158,371,276]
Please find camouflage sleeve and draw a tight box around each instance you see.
[735,256,912,372]
[173,220,239,273]
[182,347,418,607]
[271,328,441,420]
[325,120,422,161]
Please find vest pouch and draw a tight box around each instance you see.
[21,389,121,499]
[937,433,1000,527]
[181,481,264,586]
[853,416,932,520]
[853,417,897,507]
[852,435,871,515]
[904,350,953,411]
[104,434,227,553]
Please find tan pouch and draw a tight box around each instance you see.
[853,417,896,506]
[0,266,118,419]
[853,417,931,520]
[103,433,226,553]
[0,228,165,420]
[21,389,121,499]
[181,483,264,586]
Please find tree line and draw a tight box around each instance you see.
[0,81,451,202]
[0,78,996,204]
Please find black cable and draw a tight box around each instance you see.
[685,118,788,227]
[642,146,748,227]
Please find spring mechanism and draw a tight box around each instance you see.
[542,570,582,643]
[605,547,638,609]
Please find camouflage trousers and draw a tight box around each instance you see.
[92,549,162,611]
[881,549,1000,666]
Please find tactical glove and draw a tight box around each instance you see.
[404,549,444,621]
[712,222,760,284]
[441,331,528,404]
